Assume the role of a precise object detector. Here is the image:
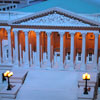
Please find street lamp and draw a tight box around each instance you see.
[82,73,90,94]
[4,70,13,90]
[2,73,6,82]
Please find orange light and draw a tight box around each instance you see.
[4,70,10,77]
[82,73,90,80]
[4,70,13,77]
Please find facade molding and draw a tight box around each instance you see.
[0,26,11,30]
[12,28,99,34]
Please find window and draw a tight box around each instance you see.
[89,34,94,40]
[57,54,60,56]
[7,7,9,10]
[3,8,5,11]
[78,53,81,61]
[89,53,92,61]
[7,49,8,58]
[78,34,82,39]
[66,34,71,39]
[68,52,70,60]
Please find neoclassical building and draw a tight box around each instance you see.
[0,7,100,71]
[0,0,30,4]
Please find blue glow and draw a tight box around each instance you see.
[15,0,100,14]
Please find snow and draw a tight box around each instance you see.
[0,68,99,100]
[16,70,78,100]
[0,11,32,21]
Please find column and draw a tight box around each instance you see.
[0,40,1,64]
[19,44,22,65]
[30,44,32,66]
[60,33,64,69]
[14,31,18,65]
[81,33,86,70]
[94,34,99,70]
[36,32,40,67]
[25,31,29,66]
[7,29,12,63]
[70,33,74,69]
[47,32,51,68]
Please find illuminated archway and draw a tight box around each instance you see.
[51,32,60,67]
[86,33,95,65]
[74,32,82,63]
[63,32,71,64]
[28,31,36,65]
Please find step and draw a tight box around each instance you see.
[0,83,21,99]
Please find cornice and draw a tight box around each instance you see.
[0,24,100,33]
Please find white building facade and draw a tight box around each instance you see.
[0,0,31,4]
[0,7,100,71]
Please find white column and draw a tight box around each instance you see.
[41,46,42,65]
[30,44,32,66]
[70,33,74,69]
[36,32,40,67]
[47,32,51,68]
[14,31,18,66]
[94,34,99,70]
[23,51,25,64]
[81,33,86,70]
[0,41,1,64]
[25,31,29,66]
[19,44,22,65]
[60,33,64,69]
[7,29,12,63]
[13,48,15,63]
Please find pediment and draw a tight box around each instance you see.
[12,7,100,26]
[20,13,90,26]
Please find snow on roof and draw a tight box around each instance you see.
[0,7,100,26]
[0,11,32,23]
[79,13,100,23]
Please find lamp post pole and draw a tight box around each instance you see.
[7,77,11,90]
[84,79,88,94]
[82,73,90,95]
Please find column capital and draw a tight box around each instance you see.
[24,30,28,36]
[70,33,75,37]
[13,30,18,35]
[60,32,65,37]
[36,31,40,36]
[94,33,99,38]
[82,33,86,37]
[46,31,51,36]
[6,29,11,33]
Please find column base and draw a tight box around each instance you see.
[24,63,29,68]
[14,61,19,67]
[80,64,86,71]
[69,63,74,70]
[46,61,51,70]
[93,63,98,71]
[13,64,19,69]
[58,63,64,70]
[98,63,100,72]
[36,62,40,69]
[8,59,12,64]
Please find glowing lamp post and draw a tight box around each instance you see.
[82,73,90,94]
[4,70,13,90]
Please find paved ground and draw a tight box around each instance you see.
[0,68,100,100]
[16,70,78,100]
